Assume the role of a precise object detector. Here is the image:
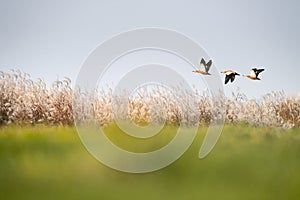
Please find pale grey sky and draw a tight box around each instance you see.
[0,0,299,97]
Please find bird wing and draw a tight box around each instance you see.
[256,69,264,76]
[199,58,206,72]
[250,69,256,77]
[225,74,231,84]
[205,60,212,72]
[231,74,236,82]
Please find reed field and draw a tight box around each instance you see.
[1,70,300,128]
[1,70,300,199]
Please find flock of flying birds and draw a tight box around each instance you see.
[192,58,265,84]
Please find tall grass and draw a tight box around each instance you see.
[1,70,299,128]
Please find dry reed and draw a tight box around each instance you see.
[1,70,299,128]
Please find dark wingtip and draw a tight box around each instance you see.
[206,60,212,68]
[225,75,229,84]
[200,58,205,64]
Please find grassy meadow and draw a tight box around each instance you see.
[1,124,300,200]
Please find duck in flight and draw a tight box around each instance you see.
[243,68,265,80]
[221,70,240,84]
[192,58,212,75]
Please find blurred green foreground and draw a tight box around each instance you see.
[0,125,299,200]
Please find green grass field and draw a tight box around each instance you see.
[0,125,300,200]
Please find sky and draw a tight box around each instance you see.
[0,0,299,98]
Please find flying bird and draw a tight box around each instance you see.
[221,70,240,84]
[192,58,212,75]
[243,68,265,80]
